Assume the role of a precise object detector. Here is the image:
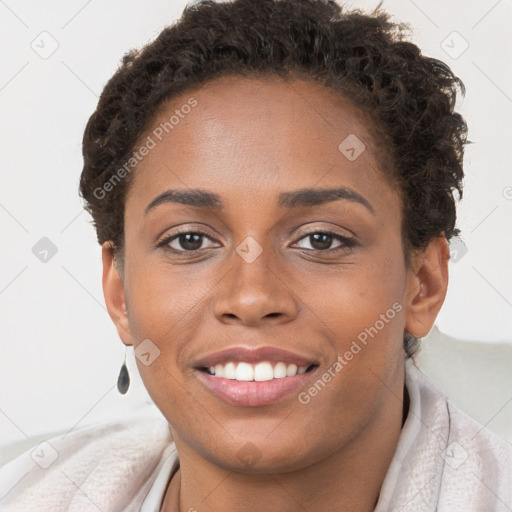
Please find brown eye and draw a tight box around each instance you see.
[295,232,354,251]
[158,230,219,252]
[173,233,204,251]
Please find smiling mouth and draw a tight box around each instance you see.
[196,362,320,407]
[199,361,319,381]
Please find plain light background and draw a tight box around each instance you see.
[1,0,511,451]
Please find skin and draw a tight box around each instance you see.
[102,76,449,512]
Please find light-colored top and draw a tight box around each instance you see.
[1,359,511,511]
[140,448,179,512]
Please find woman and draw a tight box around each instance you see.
[1,0,511,510]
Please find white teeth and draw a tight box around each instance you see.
[206,361,312,380]
[235,362,254,381]
[254,362,274,381]
[224,362,236,379]
[273,362,287,379]
[286,363,298,376]
[214,364,224,378]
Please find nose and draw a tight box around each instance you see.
[213,243,299,327]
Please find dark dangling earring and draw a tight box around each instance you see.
[117,346,130,394]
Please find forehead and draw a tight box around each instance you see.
[126,75,394,212]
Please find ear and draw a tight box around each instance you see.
[404,235,450,338]
[102,242,133,347]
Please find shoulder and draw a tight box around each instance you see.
[407,360,512,511]
[0,406,174,512]
[438,400,512,511]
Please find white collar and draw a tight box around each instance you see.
[140,442,179,511]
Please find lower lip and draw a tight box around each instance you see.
[195,367,318,407]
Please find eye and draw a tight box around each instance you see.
[158,230,219,252]
[293,231,355,252]
[157,229,355,254]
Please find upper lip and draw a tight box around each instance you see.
[193,346,319,369]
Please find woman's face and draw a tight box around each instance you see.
[104,76,445,473]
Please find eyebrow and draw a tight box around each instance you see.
[145,187,374,215]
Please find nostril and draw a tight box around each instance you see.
[265,312,281,318]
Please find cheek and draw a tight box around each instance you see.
[125,257,208,336]
[307,247,406,344]
[294,254,407,435]
[123,257,212,394]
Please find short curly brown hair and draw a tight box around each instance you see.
[79,0,466,356]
